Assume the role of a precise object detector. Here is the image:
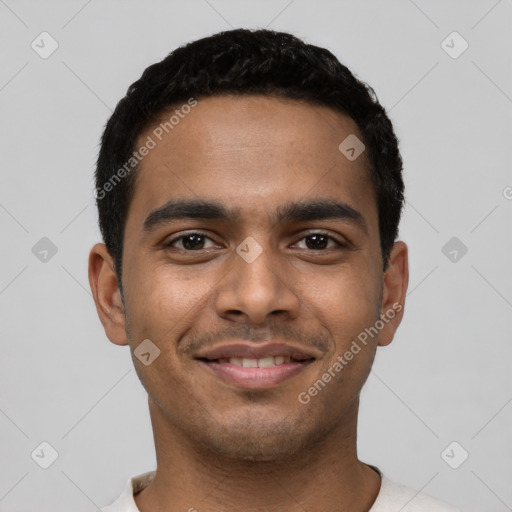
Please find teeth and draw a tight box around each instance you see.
[222,356,292,367]
[258,357,275,368]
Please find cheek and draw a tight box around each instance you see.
[296,263,382,400]
[123,266,215,406]
[127,264,214,343]
[297,262,381,342]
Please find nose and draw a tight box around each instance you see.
[214,239,301,326]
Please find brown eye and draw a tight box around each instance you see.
[165,232,216,251]
[293,233,346,251]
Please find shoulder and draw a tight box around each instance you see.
[370,474,462,512]
[101,471,156,512]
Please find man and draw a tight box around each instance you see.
[89,28,460,511]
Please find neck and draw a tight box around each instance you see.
[134,398,381,512]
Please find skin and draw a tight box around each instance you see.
[89,95,408,512]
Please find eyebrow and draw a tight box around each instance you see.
[143,197,367,233]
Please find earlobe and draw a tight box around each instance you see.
[378,241,409,347]
[88,243,129,346]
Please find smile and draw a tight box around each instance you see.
[217,355,295,367]
[194,341,320,389]
[198,359,315,388]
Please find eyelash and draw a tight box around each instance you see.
[164,231,347,251]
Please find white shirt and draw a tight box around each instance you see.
[101,468,461,511]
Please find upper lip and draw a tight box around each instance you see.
[196,342,319,361]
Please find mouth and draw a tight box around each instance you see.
[195,343,318,389]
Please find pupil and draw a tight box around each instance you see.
[183,235,204,250]
[180,235,329,251]
[307,234,328,250]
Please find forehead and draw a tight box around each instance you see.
[126,95,376,231]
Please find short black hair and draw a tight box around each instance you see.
[95,28,404,293]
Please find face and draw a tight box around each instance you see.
[89,95,408,461]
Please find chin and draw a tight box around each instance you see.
[204,435,306,463]
[194,413,329,463]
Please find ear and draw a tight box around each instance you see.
[378,241,409,347]
[88,243,128,346]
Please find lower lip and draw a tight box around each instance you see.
[198,360,313,389]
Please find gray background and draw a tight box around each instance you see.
[1,0,511,510]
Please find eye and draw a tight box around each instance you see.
[164,231,217,251]
[164,231,347,252]
[292,232,346,251]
